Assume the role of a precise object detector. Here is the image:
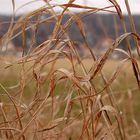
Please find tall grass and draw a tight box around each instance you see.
[0,0,140,139]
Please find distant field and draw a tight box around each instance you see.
[0,57,140,123]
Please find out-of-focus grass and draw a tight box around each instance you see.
[1,58,140,119]
[0,56,140,139]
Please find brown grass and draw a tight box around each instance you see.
[0,0,140,140]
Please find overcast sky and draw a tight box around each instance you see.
[0,0,139,15]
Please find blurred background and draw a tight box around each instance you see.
[0,0,140,58]
[0,0,140,14]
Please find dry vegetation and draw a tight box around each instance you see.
[0,0,140,140]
